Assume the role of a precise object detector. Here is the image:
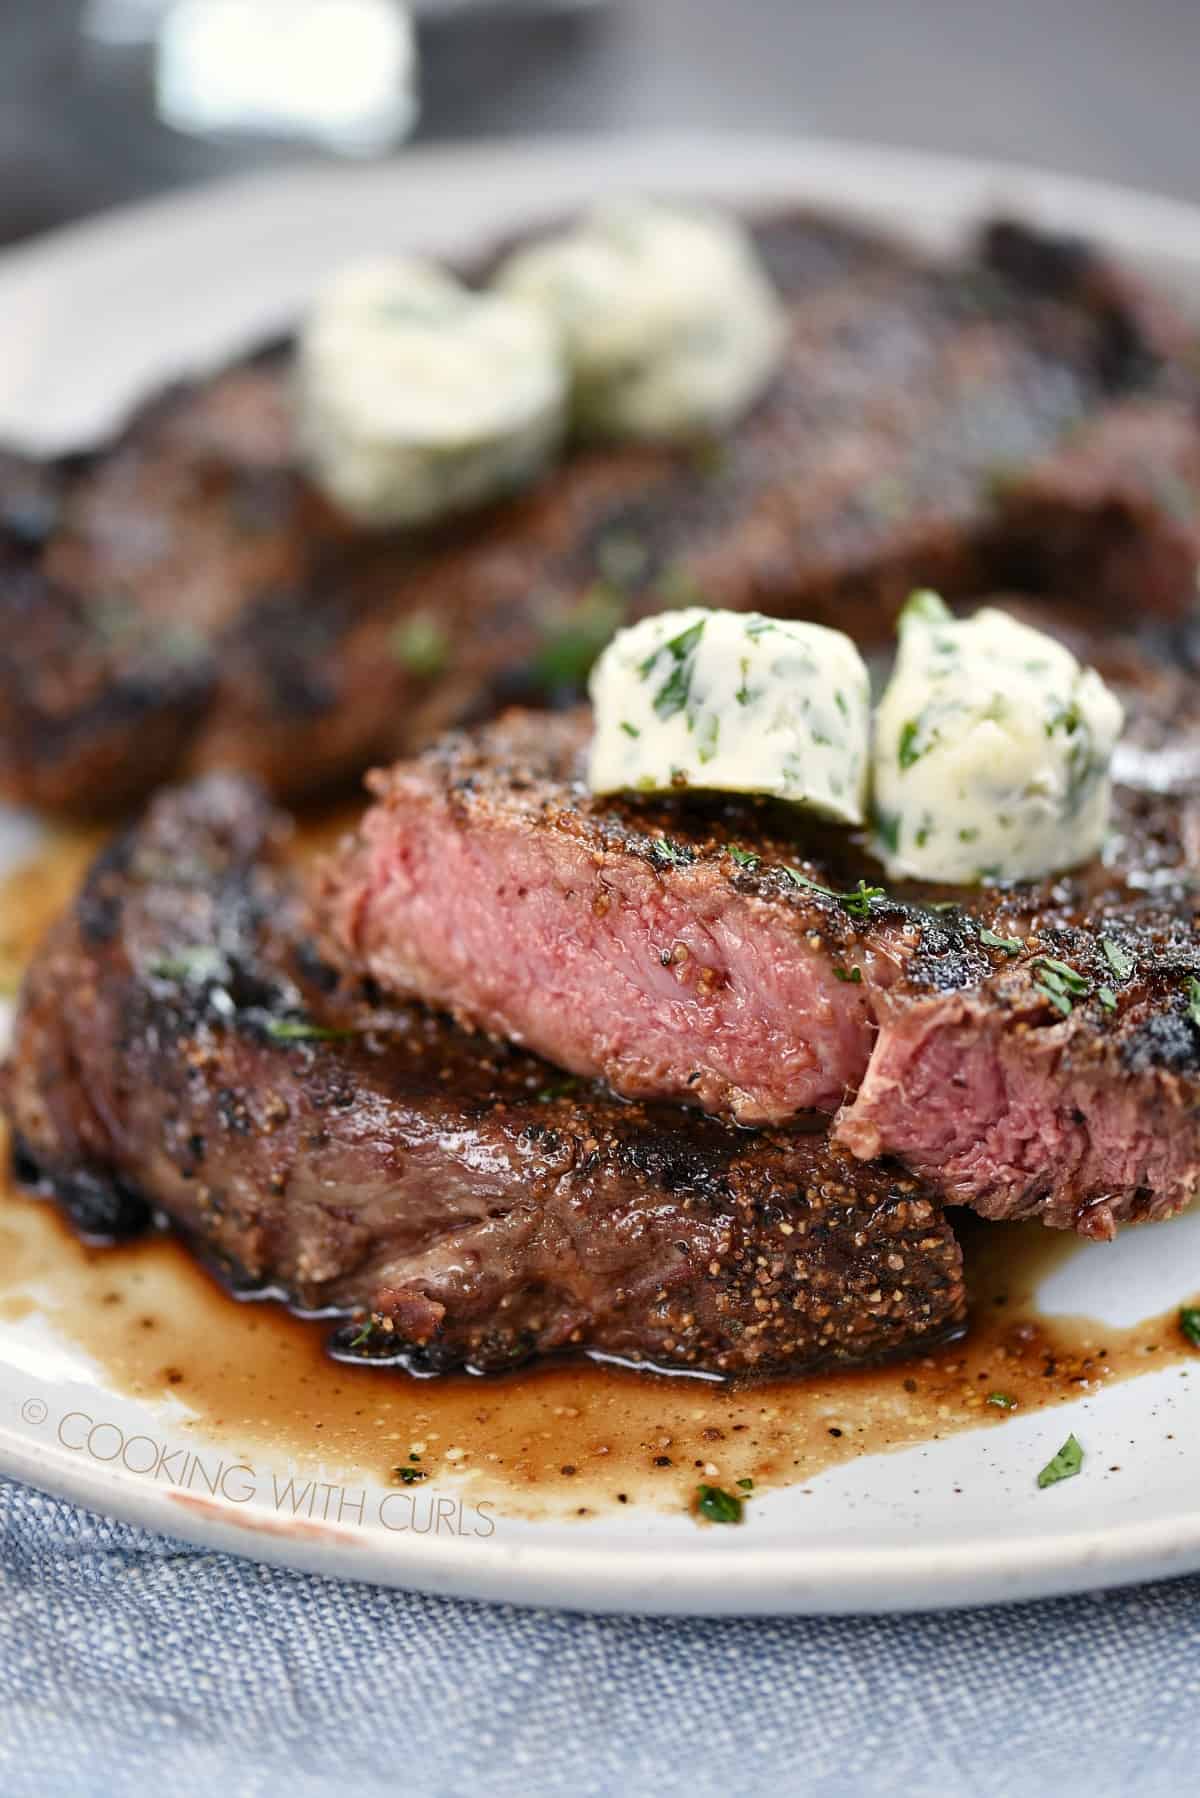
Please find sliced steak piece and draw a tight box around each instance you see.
[1,775,965,1377]
[315,622,1200,1236]
[314,707,909,1122]
[2,213,1197,813]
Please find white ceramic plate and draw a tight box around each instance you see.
[1,132,1199,1615]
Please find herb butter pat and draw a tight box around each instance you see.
[494,199,786,442]
[588,609,871,824]
[873,592,1124,884]
[297,257,566,527]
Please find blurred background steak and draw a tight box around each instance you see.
[1,212,1197,813]
[1,774,966,1376]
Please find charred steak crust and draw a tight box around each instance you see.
[315,626,1200,1237]
[2,214,1198,812]
[2,776,965,1376]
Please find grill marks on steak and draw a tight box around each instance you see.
[315,626,1200,1236]
[1,776,966,1376]
[2,215,1199,811]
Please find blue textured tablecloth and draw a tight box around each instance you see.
[2,1475,1198,1798]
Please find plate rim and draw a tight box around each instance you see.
[6,1403,1200,1616]
[4,128,1200,1615]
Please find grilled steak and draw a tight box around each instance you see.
[1,775,965,1376]
[315,619,1200,1237]
[2,213,1198,812]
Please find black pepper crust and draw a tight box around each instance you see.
[3,775,966,1377]
[1,210,1198,814]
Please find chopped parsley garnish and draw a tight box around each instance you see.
[979,927,1023,955]
[620,721,640,739]
[1033,978,1072,1017]
[150,945,229,984]
[265,1018,354,1044]
[1100,937,1134,981]
[639,619,706,721]
[1037,958,1089,992]
[1031,956,1089,1016]
[349,1319,378,1349]
[394,1465,428,1485]
[833,965,862,984]
[725,844,761,871]
[1098,986,1118,1012]
[695,1483,743,1525]
[784,869,886,918]
[735,1477,754,1491]
[1187,978,1200,1028]
[391,613,450,678]
[651,836,693,869]
[536,1078,579,1103]
[875,811,901,857]
[1036,1433,1084,1489]
[986,1392,1017,1410]
[1179,1307,1200,1349]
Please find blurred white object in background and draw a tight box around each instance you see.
[155,0,418,152]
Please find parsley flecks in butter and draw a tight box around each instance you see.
[298,256,566,527]
[1179,1307,1200,1349]
[494,198,787,443]
[589,608,871,824]
[641,618,706,721]
[872,595,1124,886]
[1036,1434,1084,1489]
